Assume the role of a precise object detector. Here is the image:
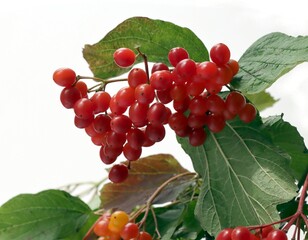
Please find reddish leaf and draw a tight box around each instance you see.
[100,154,194,212]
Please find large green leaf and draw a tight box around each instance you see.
[231,32,308,94]
[262,115,308,182]
[178,116,297,236]
[83,17,208,79]
[0,190,97,240]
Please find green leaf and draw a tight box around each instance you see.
[262,115,308,182]
[231,32,308,94]
[83,17,208,79]
[246,91,277,111]
[0,190,97,240]
[178,116,297,236]
[100,154,194,213]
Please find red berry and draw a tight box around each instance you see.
[145,123,165,142]
[75,81,88,97]
[93,114,111,133]
[137,231,153,240]
[238,103,257,123]
[168,47,189,67]
[74,98,95,119]
[123,143,142,161]
[116,86,135,108]
[216,228,233,240]
[210,43,231,66]
[266,229,287,240]
[113,48,136,68]
[147,102,168,125]
[90,91,111,114]
[231,226,251,240]
[74,115,94,129]
[110,115,132,134]
[135,84,155,105]
[196,61,218,80]
[129,102,149,127]
[108,164,129,183]
[53,68,76,87]
[206,114,226,133]
[225,91,246,115]
[151,62,169,73]
[189,128,207,146]
[120,222,139,239]
[150,70,173,91]
[227,59,240,76]
[60,86,82,109]
[175,58,196,80]
[128,68,148,88]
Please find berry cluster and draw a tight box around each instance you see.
[92,211,152,240]
[217,225,288,240]
[52,43,257,183]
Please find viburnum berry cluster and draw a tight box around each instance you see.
[85,210,152,240]
[216,225,287,240]
[52,43,257,184]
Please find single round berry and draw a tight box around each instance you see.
[74,115,94,129]
[227,59,240,76]
[74,98,95,119]
[60,86,82,109]
[108,210,130,233]
[123,143,142,161]
[113,48,136,68]
[137,231,153,240]
[145,123,165,142]
[115,86,135,108]
[210,43,231,66]
[168,112,188,132]
[168,47,189,67]
[147,102,168,125]
[189,128,207,146]
[231,226,251,240]
[75,81,88,97]
[93,114,111,133]
[129,102,149,127]
[196,61,218,80]
[128,68,148,88]
[225,91,246,115]
[120,222,139,240]
[108,164,129,183]
[135,84,155,104]
[206,114,226,133]
[126,128,146,149]
[238,103,257,123]
[93,219,111,237]
[91,91,111,114]
[150,70,173,91]
[53,68,76,87]
[110,115,132,134]
[216,228,233,240]
[175,58,196,79]
[266,229,287,240]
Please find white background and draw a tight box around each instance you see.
[0,0,307,209]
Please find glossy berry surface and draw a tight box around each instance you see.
[53,68,76,87]
[113,48,136,68]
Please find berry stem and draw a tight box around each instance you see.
[136,47,150,82]
[76,75,128,91]
[282,173,308,232]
